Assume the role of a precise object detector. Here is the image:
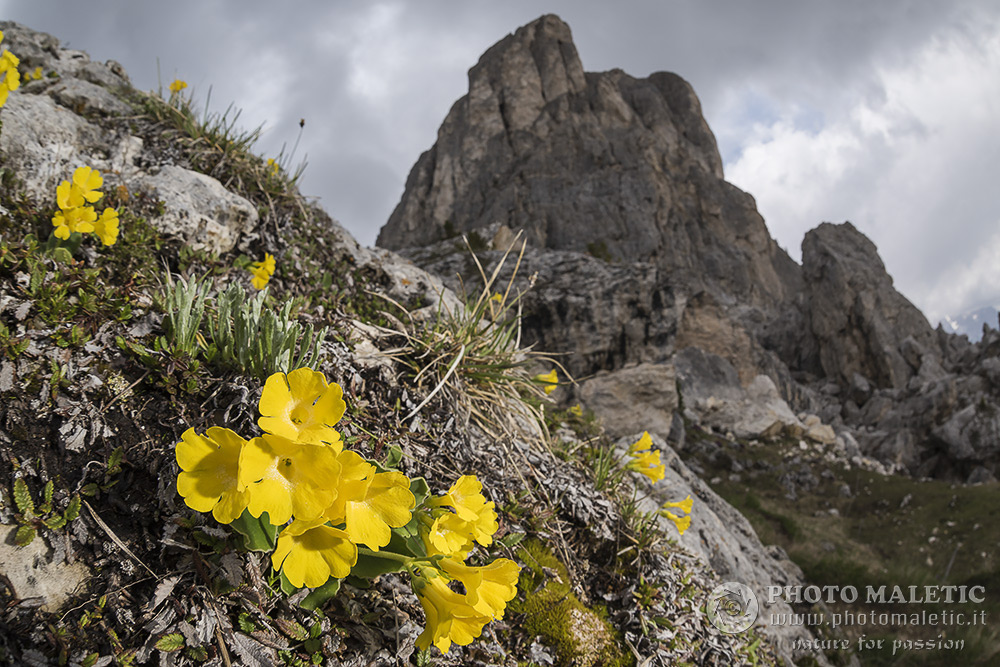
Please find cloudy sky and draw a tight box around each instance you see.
[2,1,998,327]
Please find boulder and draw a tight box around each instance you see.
[579,362,678,438]
[128,165,258,255]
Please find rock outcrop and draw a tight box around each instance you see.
[377,14,1000,483]
[801,221,940,390]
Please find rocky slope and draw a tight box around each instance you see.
[0,20,846,667]
[378,14,1000,485]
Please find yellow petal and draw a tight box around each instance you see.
[273,521,357,588]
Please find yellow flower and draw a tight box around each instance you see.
[413,573,493,653]
[94,207,120,246]
[424,477,499,558]
[248,252,275,290]
[628,448,665,483]
[324,450,415,551]
[238,434,342,525]
[428,475,488,522]
[425,512,475,559]
[271,519,357,588]
[250,265,271,290]
[257,368,346,447]
[489,292,502,303]
[57,166,104,210]
[52,206,97,240]
[661,510,691,536]
[629,431,653,454]
[439,557,520,620]
[266,158,280,175]
[658,495,692,535]
[569,404,583,416]
[534,369,558,394]
[662,495,693,515]
[626,431,666,482]
[30,66,42,80]
[169,79,187,93]
[175,427,250,524]
[0,46,20,108]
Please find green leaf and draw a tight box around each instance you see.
[499,532,526,548]
[409,477,430,508]
[237,612,256,634]
[64,494,81,522]
[40,480,54,514]
[51,247,73,264]
[275,618,309,641]
[82,654,99,667]
[13,478,34,516]
[279,571,299,596]
[229,509,277,552]
[44,514,67,530]
[14,525,36,546]
[107,446,123,473]
[383,445,403,469]
[154,633,185,652]
[349,550,408,580]
[300,578,341,611]
[80,483,99,497]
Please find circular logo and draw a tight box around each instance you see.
[707,582,759,633]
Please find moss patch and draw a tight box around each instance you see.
[511,539,631,667]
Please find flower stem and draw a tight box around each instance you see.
[356,547,412,564]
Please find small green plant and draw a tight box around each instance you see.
[11,478,81,546]
[207,281,325,380]
[0,319,29,359]
[79,446,124,499]
[390,236,560,445]
[158,272,210,356]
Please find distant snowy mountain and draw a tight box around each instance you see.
[941,305,999,342]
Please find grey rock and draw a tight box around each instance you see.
[128,165,258,255]
[579,362,677,438]
[966,466,997,485]
[379,15,797,314]
[0,523,89,611]
[48,77,132,116]
[801,222,939,391]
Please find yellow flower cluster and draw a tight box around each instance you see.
[175,367,519,653]
[169,78,187,94]
[0,31,21,108]
[266,158,280,175]
[627,431,694,535]
[415,475,518,652]
[248,252,276,289]
[534,368,558,395]
[627,431,665,482]
[23,65,43,82]
[51,166,120,246]
[659,495,693,536]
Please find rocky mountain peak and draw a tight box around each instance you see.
[471,14,587,125]
[379,13,770,302]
